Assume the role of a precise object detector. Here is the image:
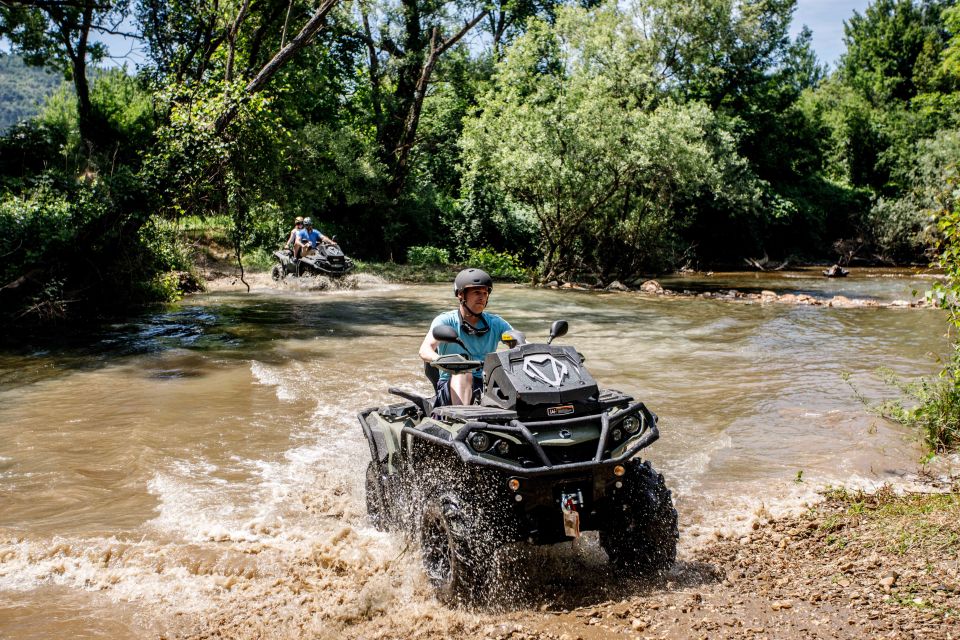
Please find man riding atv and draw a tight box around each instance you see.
[271,217,354,280]
[362,277,678,604]
[294,217,337,259]
[418,268,513,406]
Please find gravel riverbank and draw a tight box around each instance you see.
[494,482,958,640]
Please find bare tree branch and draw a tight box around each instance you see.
[214,0,340,134]
[392,10,488,186]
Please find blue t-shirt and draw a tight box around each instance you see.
[430,310,513,380]
[297,228,322,246]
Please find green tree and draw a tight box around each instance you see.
[841,0,953,106]
[463,4,759,280]
[810,0,960,260]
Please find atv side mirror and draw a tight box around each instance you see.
[433,324,459,342]
[547,320,568,344]
[432,324,468,352]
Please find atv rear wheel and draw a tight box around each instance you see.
[599,459,678,576]
[420,494,487,605]
[270,264,283,281]
[365,461,388,531]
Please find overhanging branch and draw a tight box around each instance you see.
[214,0,340,134]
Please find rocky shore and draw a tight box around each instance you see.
[543,279,930,309]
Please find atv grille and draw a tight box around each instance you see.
[540,440,599,465]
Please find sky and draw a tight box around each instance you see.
[3,0,876,71]
[96,0,877,70]
[792,0,872,67]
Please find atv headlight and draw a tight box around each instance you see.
[612,428,623,442]
[623,415,641,434]
[469,432,491,452]
[495,440,510,456]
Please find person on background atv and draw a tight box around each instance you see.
[295,217,337,258]
[285,216,304,256]
[419,268,513,406]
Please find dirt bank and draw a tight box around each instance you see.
[496,483,959,640]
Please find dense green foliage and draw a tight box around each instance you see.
[407,245,451,266]
[2,0,960,325]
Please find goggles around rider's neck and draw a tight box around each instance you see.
[458,310,489,336]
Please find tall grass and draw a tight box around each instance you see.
[873,367,960,452]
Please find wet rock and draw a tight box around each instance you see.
[640,279,664,294]
[760,290,778,300]
[605,280,629,292]
[546,280,559,288]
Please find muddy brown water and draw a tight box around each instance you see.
[0,271,953,638]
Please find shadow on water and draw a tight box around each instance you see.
[0,295,446,391]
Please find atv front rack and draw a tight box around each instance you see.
[400,402,659,477]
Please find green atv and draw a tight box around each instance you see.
[357,320,677,604]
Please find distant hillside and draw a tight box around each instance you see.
[0,55,63,132]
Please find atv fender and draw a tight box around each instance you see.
[357,407,409,472]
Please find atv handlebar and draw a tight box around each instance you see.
[430,353,483,374]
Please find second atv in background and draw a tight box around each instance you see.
[271,242,355,279]
[272,216,354,279]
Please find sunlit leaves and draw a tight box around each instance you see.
[463,3,760,278]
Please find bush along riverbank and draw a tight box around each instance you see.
[874,200,960,453]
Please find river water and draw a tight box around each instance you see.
[0,271,952,638]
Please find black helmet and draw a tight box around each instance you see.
[454,268,493,296]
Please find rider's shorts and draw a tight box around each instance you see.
[435,375,483,406]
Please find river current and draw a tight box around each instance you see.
[0,270,952,638]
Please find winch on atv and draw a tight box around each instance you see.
[358,320,678,604]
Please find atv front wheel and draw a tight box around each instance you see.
[599,459,678,576]
[420,493,487,605]
[270,264,283,281]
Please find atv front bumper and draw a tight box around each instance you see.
[400,402,659,476]
[405,404,659,545]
